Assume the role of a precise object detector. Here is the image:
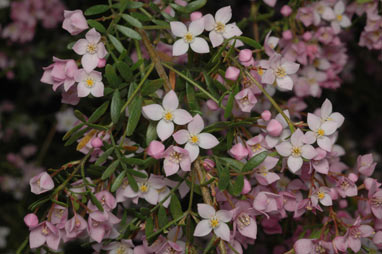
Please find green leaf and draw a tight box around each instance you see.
[67,41,76,50]
[85,5,109,16]
[107,34,124,54]
[170,0,206,13]
[224,90,235,119]
[146,122,157,146]
[126,84,143,136]
[127,168,148,178]
[116,25,141,40]
[101,160,120,180]
[242,151,268,172]
[95,147,114,166]
[64,127,90,146]
[229,175,244,196]
[145,217,154,239]
[125,0,144,8]
[74,110,87,122]
[105,64,122,88]
[203,72,219,99]
[111,169,127,192]
[235,36,262,49]
[111,89,122,124]
[141,79,163,96]
[126,172,138,192]
[186,81,200,114]
[218,157,244,171]
[116,61,132,81]
[89,191,104,212]
[87,20,106,33]
[88,101,110,123]
[216,160,230,191]
[122,14,142,28]
[170,194,183,220]
[158,206,168,228]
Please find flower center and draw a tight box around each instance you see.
[55,209,64,218]
[86,43,97,54]
[117,246,126,254]
[372,197,382,207]
[86,78,94,88]
[251,143,262,153]
[257,68,264,76]
[209,217,220,228]
[163,246,177,254]
[336,15,343,21]
[291,146,302,157]
[41,225,49,235]
[350,227,361,239]
[163,111,173,121]
[170,151,183,163]
[237,213,251,229]
[184,32,194,43]
[308,78,316,85]
[240,95,249,105]
[215,22,225,33]
[317,128,325,136]
[317,191,325,200]
[275,67,286,78]
[139,182,149,193]
[189,134,199,144]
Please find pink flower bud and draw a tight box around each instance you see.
[241,178,251,194]
[225,66,240,81]
[282,30,293,40]
[348,173,358,183]
[6,71,14,80]
[190,11,203,21]
[302,31,312,41]
[147,140,165,159]
[229,143,248,160]
[314,147,327,161]
[206,99,219,111]
[24,213,39,228]
[239,49,253,63]
[339,199,348,208]
[202,159,215,171]
[30,172,54,195]
[91,137,103,148]
[261,110,272,121]
[62,10,89,35]
[97,58,106,68]
[266,119,283,137]
[280,5,292,17]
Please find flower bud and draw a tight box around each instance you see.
[280,5,292,17]
[339,199,348,208]
[225,66,240,81]
[239,49,253,63]
[190,11,203,21]
[266,119,283,137]
[241,178,251,194]
[91,137,103,148]
[206,99,219,111]
[314,147,327,161]
[229,143,248,160]
[261,110,272,121]
[282,30,293,40]
[147,140,165,159]
[348,173,358,183]
[97,58,106,68]
[302,31,312,41]
[202,159,215,171]
[24,213,39,228]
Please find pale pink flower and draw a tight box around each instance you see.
[147,140,165,159]
[369,188,382,219]
[254,156,280,186]
[87,191,116,212]
[74,69,104,97]
[265,110,291,148]
[41,57,78,91]
[245,134,267,157]
[331,1,351,34]
[163,145,191,176]
[264,31,279,56]
[295,66,326,98]
[204,6,243,48]
[297,7,314,27]
[294,239,334,254]
[311,187,332,207]
[24,213,39,228]
[29,221,60,250]
[232,201,257,239]
[335,176,357,198]
[260,53,300,91]
[276,129,317,173]
[170,19,209,56]
[30,172,54,195]
[72,28,107,72]
[312,2,335,26]
[172,114,219,161]
[263,0,276,7]
[234,88,257,113]
[193,204,232,242]
[56,108,77,132]
[305,112,338,152]
[266,119,283,137]
[64,214,87,240]
[253,192,281,214]
[229,143,248,161]
[142,90,192,141]
[357,154,376,176]
[62,10,89,35]
[87,211,120,243]
[316,99,345,128]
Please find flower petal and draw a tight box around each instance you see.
[209,30,224,48]
[275,142,292,157]
[142,104,164,121]
[307,113,321,132]
[317,136,333,152]
[321,99,332,120]
[173,129,190,145]
[81,54,99,73]
[77,82,91,97]
[301,145,317,159]
[189,18,205,36]
[72,39,88,55]
[85,28,101,43]
[188,114,204,134]
[287,156,303,173]
[173,109,193,125]
[172,39,189,56]
[216,210,232,222]
[198,133,219,149]
[215,6,232,25]
[291,129,304,147]
[163,159,180,176]
[203,14,215,31]
[185,142,199,162]
[282,62,300,74]
[170,21,187,37]
[157,119,174,141]
[190,37,210,54]
[193,220,212,237]
[214,222,230,242]
[163,90,179,111]
[276,76,293,90]
[198,204,215,219]
[262,69,275,85]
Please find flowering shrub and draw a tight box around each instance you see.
[1,0,382,253]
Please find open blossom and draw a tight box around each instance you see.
[331,1,351,34]
[232,201,257,239]
[276,129,317,173]
[357,153,376,176]
[311,187,332,207]
[64,214,87,240]
[193,204,232,241]
[170,19,209,56]
[87,211,120,243]
[29,221,60,250]
[30,172,54,195]
[72,28,107,72]
[294,239,334,254]
[260,53,300,90]
[56,108,77,132]
[312,2,335,25]
[316,99,344,128]
[254,156,280,186]
[163,145,191,176]
[62,10,89,35]
[173,114,219,162]
[204,6,243,48]
[369,188,382,219]
[142,90,192,141]
[74,69,104,97]
[235,88,257,113]
[41,57,78,91]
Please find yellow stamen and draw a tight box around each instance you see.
[291,147,301,157]
[275,67,286,78]
[215,22,225,33]
[190,135,199,144]
[317,128,325,136]
[184,32,194,43]
[164,112,173,121]
[86,78,94,88]
[209,217,220,228]
[140,183,149,193]
[336,15,343,21]
[317,191,325,200]
[86,43,97,54]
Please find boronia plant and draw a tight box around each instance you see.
[19,0,382,253]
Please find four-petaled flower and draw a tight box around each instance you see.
[74,69,104,97]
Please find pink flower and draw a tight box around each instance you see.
[72,28,107,72]
[294,239,334,254]
[280,5,292,17]
[239,49,255,66]
[74,69,104,97]
[266,119,283,137]
[253,192,281,214]
[276,129,317,173]
[331,1,351,34]
[62,10,89,35]
[297,7,314,27]
[357,154,376,176]
[369,188,382,219]
[254,156,280,186]
[234,88,257,113]
[142,90,192,141]
[172,114,219,161]
[41,57,78,91]
[87,211,120,243]
[204,6,243,48]
[225,66,240,81]
[229,143,248,161]
[163,145,191,176]
[29,221,60,250]
[64,214,87,240]
[147,140,165,159]
[50,205,68,225]
[193,204,232,242]
[170,19,209,56]
[311,187,332,207]
[24,213,39,228]
[87,191,116,212]
[312,2,335,26]
[260,53,300,91]
[232,201,257,239]
[264,31,280,57]
[335,176,357,198]
[30,172,54,195]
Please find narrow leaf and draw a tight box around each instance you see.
[108,34,124,54]
[101,160,120,180]
[169,194,183,220]
[116,25,141,40]
[111,89,122,124]
[122,14,142,28]
[85,5,109,16]
[242,151,268,172]
[111,169,127,192]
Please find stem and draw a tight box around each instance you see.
[243,70,295,133]
[134,40,145,78]
[162,62,221,106]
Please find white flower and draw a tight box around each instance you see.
[74,69,104,97]
[56,108,77,132]
[204,6,243,48]
[331,1,351,33]
[170,19,209,56]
